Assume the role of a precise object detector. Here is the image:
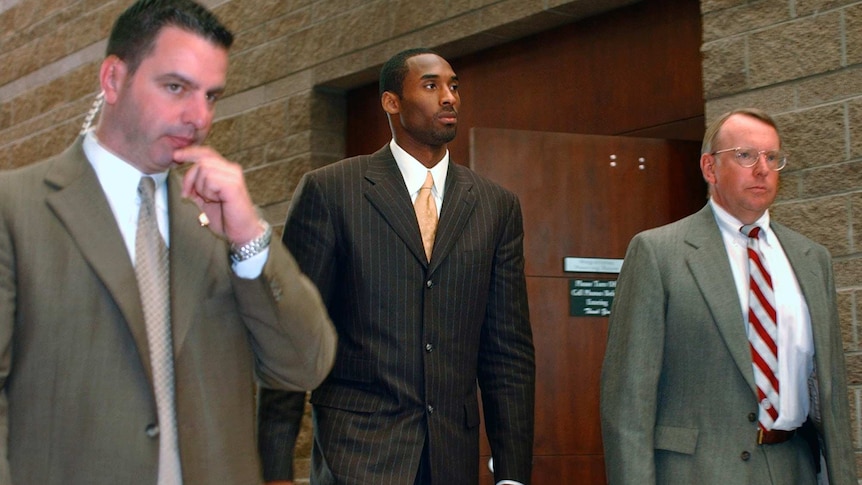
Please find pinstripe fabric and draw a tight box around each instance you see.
[261,146,535,484]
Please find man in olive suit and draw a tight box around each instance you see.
[0,1,336,483]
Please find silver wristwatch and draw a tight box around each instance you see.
[229,219,272,263]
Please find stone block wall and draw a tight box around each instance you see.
[702,0,862,476]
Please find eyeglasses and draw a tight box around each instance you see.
[710,147,787,171]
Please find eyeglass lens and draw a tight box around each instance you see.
[733,148,786,170]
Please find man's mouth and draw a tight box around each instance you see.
[166,134,196,148]
[438,111,457,123]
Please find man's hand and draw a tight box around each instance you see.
[174,146,264,246]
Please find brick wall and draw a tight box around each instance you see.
[702,0,862,476]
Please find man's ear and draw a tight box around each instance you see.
[99,55,127,105]
[381,91,400,115]
[700,152,717,185]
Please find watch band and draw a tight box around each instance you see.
[230,219,272,264]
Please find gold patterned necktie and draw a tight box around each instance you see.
[136,177,182,484]
[414,171,438,261]
[741,224,779,433]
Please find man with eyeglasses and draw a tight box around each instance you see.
[600,108,856,484]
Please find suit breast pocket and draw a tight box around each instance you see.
[654,425,699,455]
[458,249,490,268]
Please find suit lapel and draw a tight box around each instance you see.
[685,205,756,392]
[362,148,479,271]
[167,172,220,354]
[43,138,152,380]
[428,164,476,274]
[363,148,429,265]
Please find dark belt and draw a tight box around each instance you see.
[758,428,796,445]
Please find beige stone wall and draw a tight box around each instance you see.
[702,0,862,475]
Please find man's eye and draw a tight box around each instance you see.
[166,84,183,94]
[737,150,753,160]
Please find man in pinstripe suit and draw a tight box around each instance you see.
[259,48,536,485]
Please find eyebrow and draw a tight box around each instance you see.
[419,73,459,82]
[157,72,225,97]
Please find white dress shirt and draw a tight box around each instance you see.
[711,199,814,430]
[390,139,448,213]
[83,130,267,278]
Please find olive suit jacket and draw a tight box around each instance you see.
[259,145,535,484]
[601,204,856,484]
[0,138,337,484]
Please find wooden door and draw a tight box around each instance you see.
[470,128,705,484]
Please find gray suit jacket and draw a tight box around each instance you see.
[601,204,855,484]
[0,138,337,484]
[259,146,535,484]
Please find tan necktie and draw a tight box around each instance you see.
[136,177,182,484]
[414,171,438,261]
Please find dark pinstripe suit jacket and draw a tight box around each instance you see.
[259,145,535,484]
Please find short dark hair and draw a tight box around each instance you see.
[379,47,441,98]
[106,0,233,75]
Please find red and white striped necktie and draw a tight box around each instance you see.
[741,224,779,431]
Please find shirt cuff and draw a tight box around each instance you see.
[232,247,269,279]
[497,481,524,485]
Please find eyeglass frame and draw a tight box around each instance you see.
[710,147,787,171]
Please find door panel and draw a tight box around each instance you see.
[470,128,704,276]
[470,128,705,483]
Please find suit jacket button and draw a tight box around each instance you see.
[425,343,433,352]
[427,404,434,414]
[270,280,284,301]
[146,424,160,438]
[748,413,757,422]
[426,280,433,288]
[740,451,751,461]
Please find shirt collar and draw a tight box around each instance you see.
[390,139,449,198]
[709,198,773,246]
[83,129,169,195]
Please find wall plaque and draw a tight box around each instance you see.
[563,257,623,274]
[569,279,616,317]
